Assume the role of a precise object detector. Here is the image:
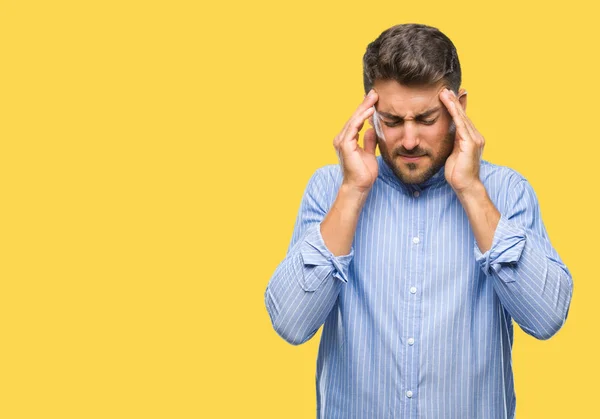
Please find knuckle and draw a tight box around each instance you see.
[348,115,360,128]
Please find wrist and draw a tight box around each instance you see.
[339,182,370,208]
[455,180,486,204]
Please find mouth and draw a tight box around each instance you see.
[399,155,426,162]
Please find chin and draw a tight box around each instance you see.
[400,172,429,185]
[391,166,426,184]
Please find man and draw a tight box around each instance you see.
[264,23,573,419]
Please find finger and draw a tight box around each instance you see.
[363,127,377,155]
[443,95,470,140]
[337,90,379,146]
[441,90,474,143]
[452,98,484,148]
[341,105,375,144]
[358,89,379,115]
[342,90,379,133]
[446,90,478,140]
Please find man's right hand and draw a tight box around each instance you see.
[333,89,379,193]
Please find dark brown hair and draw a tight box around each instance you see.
[363,24,461,94]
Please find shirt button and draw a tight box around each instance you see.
[412,236,420,244]
[410,286,417,294]
[406,390,413,398]
[408,337,415,345]
[413,191,420,197]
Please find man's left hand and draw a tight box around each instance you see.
[440,88,485,195]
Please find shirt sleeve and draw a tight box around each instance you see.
[474,177,574,340]
[264,168,354,345]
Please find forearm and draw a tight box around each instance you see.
[483,229,573,340]
[456,181,500,254]
[460,180,572,339]
[320,183,369,256]
[265,186,362,345]
[265,233,348,345]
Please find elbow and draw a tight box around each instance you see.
[528,300,572,341]
[529,321,564,341]
[271,309,317,345]
[265,290,315,346]
[273,321,315,346]
[521,318,564,340]
[530,273,574,341]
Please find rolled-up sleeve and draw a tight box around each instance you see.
[475,214,526,280]
[265,168,353,345]
[474,177,573,340]
[298,223,354,290]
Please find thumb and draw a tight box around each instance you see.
[363,128,377,155]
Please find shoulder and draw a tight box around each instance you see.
[480,159,527,186]
[479,160,538,211]
[312,163,343,184]
[306,163,343,192]
[479,159,534,196]
[302,163,343,209]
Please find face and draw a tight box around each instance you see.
[372,79,462,185]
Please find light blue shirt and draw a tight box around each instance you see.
[265,155,573,419]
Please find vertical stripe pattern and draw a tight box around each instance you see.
[265,155,573,419]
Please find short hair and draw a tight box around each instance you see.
[362,24,461,94]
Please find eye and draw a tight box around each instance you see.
[419,118,438,125]
[383,120,402,128]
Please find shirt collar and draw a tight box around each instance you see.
[377,154,447,194]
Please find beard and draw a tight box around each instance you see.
[378,123,456,185]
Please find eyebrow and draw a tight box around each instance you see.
[377,106,441,121]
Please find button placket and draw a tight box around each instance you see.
[404,187,424,410]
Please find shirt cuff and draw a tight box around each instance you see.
[298,223,354,291]
[474,214,526,281]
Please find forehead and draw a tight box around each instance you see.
[373,79,446,116]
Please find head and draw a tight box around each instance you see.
[362,24,466,184]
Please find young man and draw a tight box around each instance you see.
[264,23,573,419]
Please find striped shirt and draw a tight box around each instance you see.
[265,155,573,419]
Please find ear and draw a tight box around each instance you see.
[457,88,467,111]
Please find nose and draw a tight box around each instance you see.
[400,121,420,150]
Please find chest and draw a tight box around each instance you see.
[351,184,481,299]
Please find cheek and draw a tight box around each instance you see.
[420,123,447,139]
[380,125,399,136]
[432,117,454,137]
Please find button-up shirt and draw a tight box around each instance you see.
[265,155,573,419]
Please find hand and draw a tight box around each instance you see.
[334,89,379,193]
[439,88,485,194]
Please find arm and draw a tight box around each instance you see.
[468,176,573,340]
[264,169,368,345]
[438,88,573,340]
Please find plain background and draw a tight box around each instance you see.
[1,0,597,417]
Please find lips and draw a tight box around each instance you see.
[399,155,426,161]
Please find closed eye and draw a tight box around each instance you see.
[383,118,438,127]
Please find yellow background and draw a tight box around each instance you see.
[0,0,596,417]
